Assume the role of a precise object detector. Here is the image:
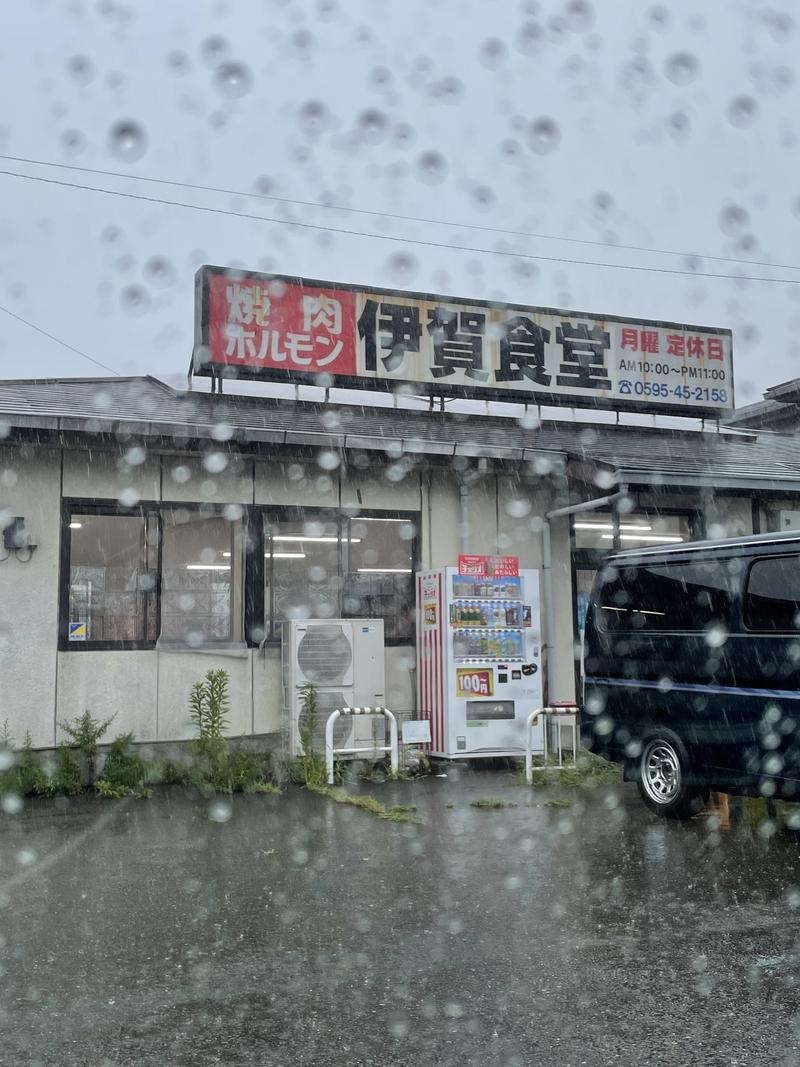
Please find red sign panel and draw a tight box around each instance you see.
[205,273,357,375]
[458,555,487,576]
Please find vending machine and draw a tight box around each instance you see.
[417,559,544,758]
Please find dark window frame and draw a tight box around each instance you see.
[743,553,800,634]
[60,499,419,651]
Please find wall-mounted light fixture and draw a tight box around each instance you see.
[2,516,38,562]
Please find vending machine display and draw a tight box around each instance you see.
[417,565,544,758]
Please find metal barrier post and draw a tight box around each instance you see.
[324,707,400,785]
[525,707,547,785]
[325,708,342,785]
[384,709,399,778]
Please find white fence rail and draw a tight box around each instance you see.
[324,707,399,786]
[525,704,579,784]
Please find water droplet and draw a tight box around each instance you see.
[529,116,560,154]
[201,35,228,65]
[727,95,757,128]
[167,50,189,74]
[118,487,140,507]
[433,75,464,102]
[393,123,414,146]
[203,452,228,474]
[704,623,729,648]
[665,52,699,86]
[479,37,507,68]
[291,29,314,53]
[472,185,495,212]
[386,252,418,284]
[298,99,328,138]
[649,4,669,29]
[124,446,146,466]
[67,55,96,85]
[593,191,613,213]
[209,801,232,823]
[109,119,147,162]
[0,749,13,771]
[666,111,690,138]
[357,108,388,144]
[416,150,447,185]
[59,130,86,156]
[102,225,122,243]
[214,61,253,99]
[120,284,149,315]
[565,0,593,32]
[719,203,749,234]
[317,450,340,471]
[516,21,543,54]
[144,256,175,288]
[370,65,391,86]
[212,423,234,442]
[1,794,22,815]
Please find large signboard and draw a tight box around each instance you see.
[193,266,734,416]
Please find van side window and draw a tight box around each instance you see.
[744,556,800,632]
[598,561,734,633]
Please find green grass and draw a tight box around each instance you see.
[524,749,622,789]
[543,797,573,808]
[470,796,518,809]
[250,781,283,796]
[313,785,421,823]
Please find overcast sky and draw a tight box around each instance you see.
[0,0,797,410]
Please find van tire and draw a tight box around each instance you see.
[637,729,709,819]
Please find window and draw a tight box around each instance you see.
[343,516,416,640]
[65,511,157,645]
[598,559,736,633]
[744,556,800,632]
[573,510,692,550]
[161,509,244,644]
[263,509,418,644]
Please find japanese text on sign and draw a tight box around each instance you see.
[194,268,734,415]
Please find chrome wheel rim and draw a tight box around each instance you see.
[642,740,681,805]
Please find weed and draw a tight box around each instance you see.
[524,750,622,789]
[251,781,282,796]
[15,733,48,797]
[314,785,422,823]
[95,778,129,798]
[51,744,82,796]
[159,759,190,786]
[470,797,517,809]
[297,683,327,789]
[188,670,230,741]
[59,710,115,785]
[544,797,573,808]
[445,802,455,809]
[102,733,147,791]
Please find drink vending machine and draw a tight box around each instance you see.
[416,564,544,758]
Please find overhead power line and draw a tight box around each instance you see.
[0,301,120,376]
[2,166,800,287]
[0,151,796,275]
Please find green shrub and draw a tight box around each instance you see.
[159,759,190,785]
[188,670,230,741]
[15,733,48,797]
[102,733,147,790]
[95,778,128,798]
[298,683,327,789]
[59,710,115,785]
[50,744,82,796]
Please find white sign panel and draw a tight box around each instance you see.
[402,720,432,745]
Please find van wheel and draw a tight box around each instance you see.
[637,730,708,819]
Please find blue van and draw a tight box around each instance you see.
[581,530,800,817]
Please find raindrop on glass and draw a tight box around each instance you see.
[649,4,669,29]
[201,35,228,65]
[719,203,749,234]
[120,284,149,315]
[472,185,495,211]
[298,99,328,138]
[479,37,507,68]
[291,29,314,53]
[436,75,464,102]
[118,487,140,507]
[144,256,175,288]
[727,95,757,128]
[357,108,388,144]
[370,65,391,87]
[386,252,418,284]
[209,801,232,823]
[167,50,189,74]
[67,55,96,85]
[665,52,699,86]
[203,452,228,474]
[108,119,147,162]
[517,21,543,54]
[565,0,593,32]
[416,150,447,185]
[528,117,560,154]
[666,111,690,138]
[393,123,414,146]
[59,129,86,155]
[214,61,253,99]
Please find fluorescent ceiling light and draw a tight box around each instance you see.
[68,522,83,529]
[222,551,231,557]
[601,534,684,543]
[186,564,230,571]
[267,552,307,559]
[272,535,360,543]
[574,522,653,532]
[357,567,412,573]
[352,517,410,523]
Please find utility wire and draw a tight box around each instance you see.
[2,166,800,286]
[0,151,796,275]
[0,301,120,376]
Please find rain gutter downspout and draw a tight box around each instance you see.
[459,480,470,555]
[542,485,628,702]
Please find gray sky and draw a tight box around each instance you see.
[0,0,797,409]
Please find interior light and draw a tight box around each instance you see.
[357,567,412,573]
[186,564,231,570]
[267,551,307,559]
[574,522,653,532]
[272,535,361,543]
[68,522,83,529]
[222,551,231,557]
[601,534,685,543]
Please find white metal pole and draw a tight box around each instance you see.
[325,709,341,785]
[384,709,399,777]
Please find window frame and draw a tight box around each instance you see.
[59,498,161,652]
[742,553,800,634]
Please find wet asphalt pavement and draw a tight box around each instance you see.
[2,769,800,1067]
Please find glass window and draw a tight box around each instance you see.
[573,511,691,550]
[161,510,243,643]
[265,515,343,638]
[744,556,800,632]
[598,559,736,633]
[67,513,156,644]
[343,517,416,640]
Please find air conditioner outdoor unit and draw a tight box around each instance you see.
[282,619,386,759]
